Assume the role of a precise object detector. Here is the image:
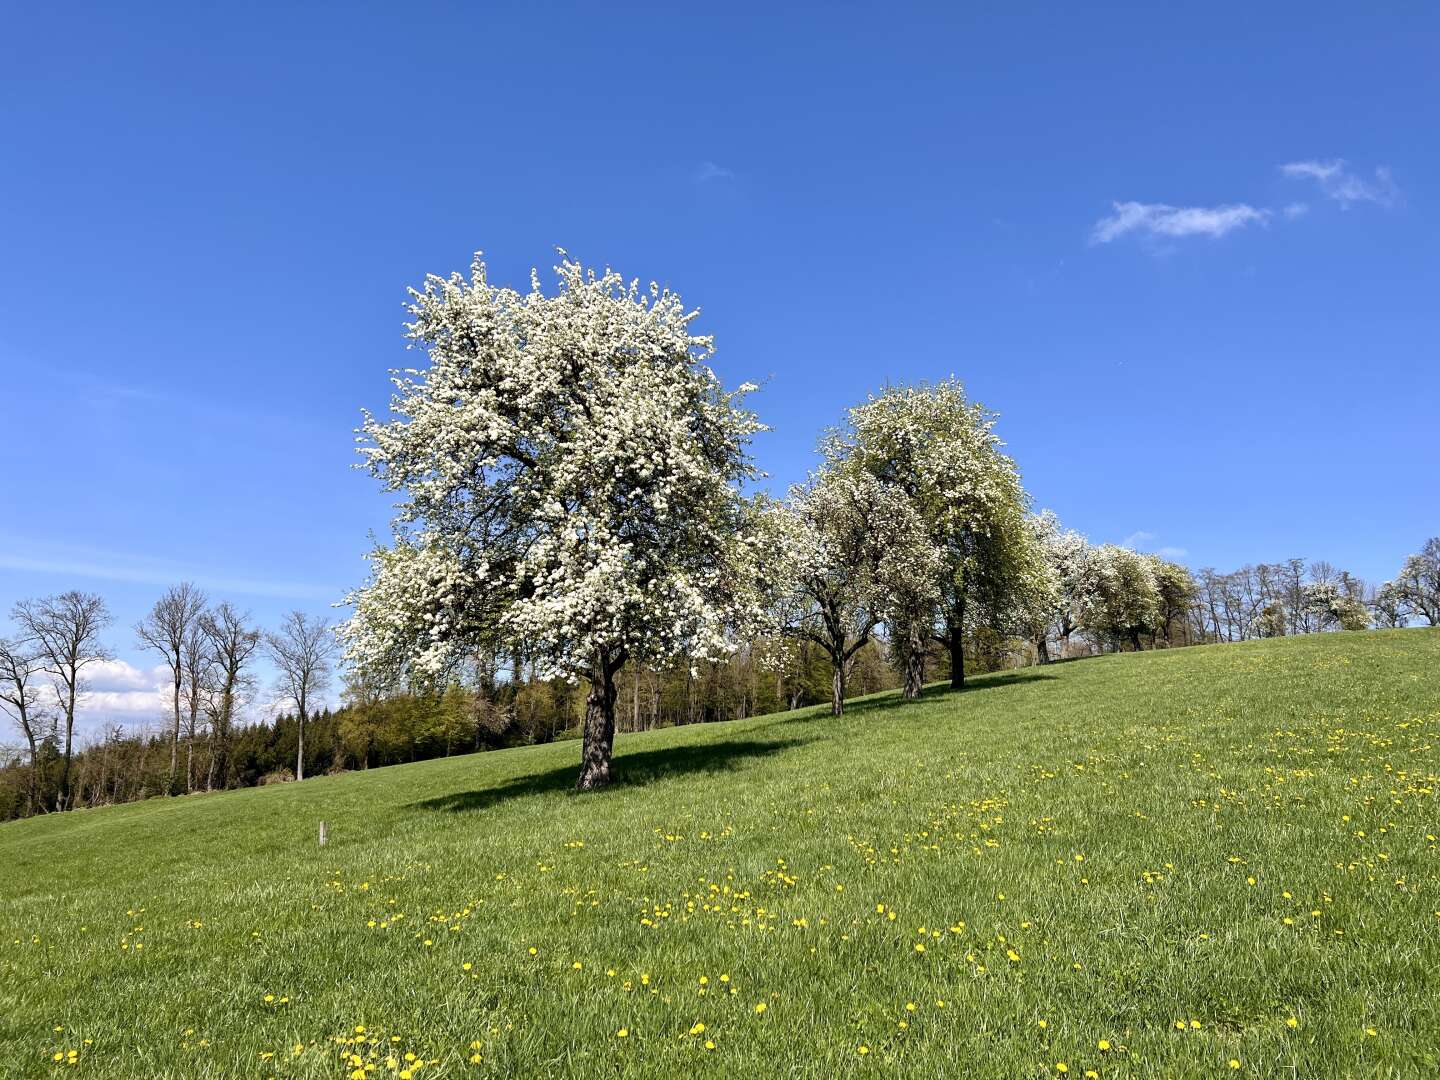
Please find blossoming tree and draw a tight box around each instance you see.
[836,380,1039,689]
[1027,509,1092,660]
[342,253,765,789]
[772,467,934,713]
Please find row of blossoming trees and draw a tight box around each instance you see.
[338,254,1438,791]
[3,254,1436,814]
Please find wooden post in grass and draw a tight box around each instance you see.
[318,821,327,847]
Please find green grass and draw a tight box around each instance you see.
[3,630,1439,1079]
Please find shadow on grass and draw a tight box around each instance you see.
[950,668,1061,692]
[766,668,1062,726]
[408,737,814,813]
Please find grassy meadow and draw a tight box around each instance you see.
[2,629,1438,1078]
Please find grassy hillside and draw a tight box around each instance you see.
[3,630,1438,1079]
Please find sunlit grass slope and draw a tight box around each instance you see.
[3,630,1439,1079]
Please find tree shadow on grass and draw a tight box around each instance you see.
[767,668,1062,726]
[407,737,814,814]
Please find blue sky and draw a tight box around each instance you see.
[1,3,1436,732]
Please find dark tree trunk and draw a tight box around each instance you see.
[167,673,181,795]
[23,727,39,815]
[1036,636,1050,664]
[830,657,846,716]
[296,700,307,781]
[901,623,925,700]
[577,650,623,790]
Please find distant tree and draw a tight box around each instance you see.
[1302,582,1370,632]
[135,583,207,794]
[834,380,1035,689]
[773,468,927,713]
[266,611,336,781]
[1029,511,1093,658]
[199,602,262,788]
[1151,559,1196,647]
[0,636,49,814]
[1393,539,1440,625]
[1083,546,1160,650]
[1256,602,1288,638]
[12,592,112,809]
[1368,581,1407,630]
[342,253,766,790]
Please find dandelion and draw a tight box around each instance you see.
[1285,1017,1298,1029]
[754,1003,767,1014]
[857,1045,870,1055]
[1097,1039,1111,1051]
[616,1028,628,1038]
[1229,1059,1241,1070]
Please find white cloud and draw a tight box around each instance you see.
[1280,159,1399,208]
[1090,201,1269,244]
[1120,532,1188,561]
[694,161,735,183]
[24,659,172,739]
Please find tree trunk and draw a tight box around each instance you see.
[23,727,39,816]
[296,706,307,781]
[830,658,846,716]
[902,623,925,700]
[1036,636,1050,664]
[168,673,181,795]
[58,686,77,811]
[577,653,620,790]
[948,627,965,689]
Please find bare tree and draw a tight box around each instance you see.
[266,611,336,781]
[199,602,262,789]
[12,591,113,809]
[135,583,207,795]
[0,637,49,814]
[181,621,210,790]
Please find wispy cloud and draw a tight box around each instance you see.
[0,540,337,601]
[694,160,735,183]
[1090,201,1269,245]
[1280,159,1400,208]
[1120,531,1188,561]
